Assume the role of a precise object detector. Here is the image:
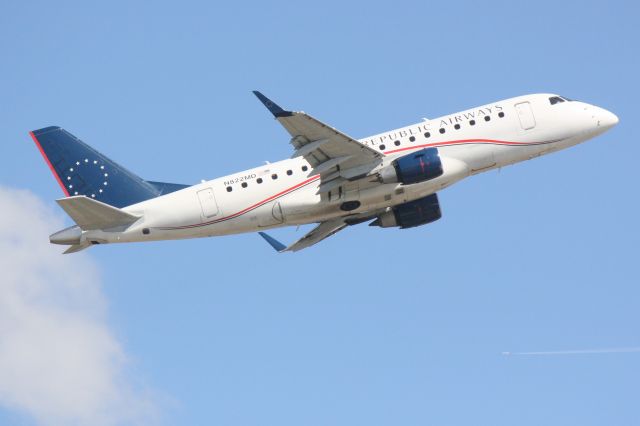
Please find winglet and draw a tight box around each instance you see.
[258,232,287,252]
[252,91,293,118]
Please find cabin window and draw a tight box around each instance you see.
[301,165,308,172]
[226,186,232,192]
[484,116,491,121]
[498,111,505,118]
[409,136,415,142]
[241,182,248,188]
[286,169,292,176]
[469,120,476,126]
[394,140,400,146]
[271,174,278,180]
[424,132,431,138]
[454,124,460,130]
[257,178,263,184]
[379,144,386,150]
[439,128,445,134]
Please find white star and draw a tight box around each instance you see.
[91,194,95,198]
[99,189,103,193]
[68,185,73,189]
[74,191,78,195]
[67,176,71,180]
[76,161,80,165]
[69,167,74,172]
[103,182,108,186]
[100,165,104,170]
[104,173,108,177]
[84,159,88,163]
[93,160,97,164]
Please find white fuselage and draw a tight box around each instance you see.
[83,93,618,245]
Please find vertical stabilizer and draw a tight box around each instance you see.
[29,126,189,208]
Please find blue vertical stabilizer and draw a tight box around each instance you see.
[29,126,189,208]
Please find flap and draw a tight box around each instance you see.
[285,218,348,252]
[258,217,348,253]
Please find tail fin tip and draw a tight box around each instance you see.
[31,126,62,136]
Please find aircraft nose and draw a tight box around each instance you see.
[597,107,619,129]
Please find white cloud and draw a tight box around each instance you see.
[0,186,160,426]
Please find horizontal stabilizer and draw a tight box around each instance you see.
[63,243,92,254]
[56,196,141,230]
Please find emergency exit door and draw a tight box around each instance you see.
[515,101,536,130]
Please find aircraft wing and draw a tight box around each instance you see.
[253,91,383,193]
[258,210,382,252]
[259,217,348,252]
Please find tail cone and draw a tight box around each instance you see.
[49,226,82,245]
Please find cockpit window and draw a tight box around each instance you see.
[549,95,573,105]
[549,96,565,105]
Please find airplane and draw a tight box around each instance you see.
[29,91,618,254]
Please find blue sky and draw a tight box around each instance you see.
[1,1,639,424]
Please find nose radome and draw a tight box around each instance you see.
[598,107,619,129]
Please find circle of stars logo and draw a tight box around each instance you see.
[66,158,110,199]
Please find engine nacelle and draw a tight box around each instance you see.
[370,193,442,229]
[379,148,443,184]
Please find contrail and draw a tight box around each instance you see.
[502,347,640,356]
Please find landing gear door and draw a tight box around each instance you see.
[272,201,284,222]
[257,201,284,227]
[196,188,220,218]
[515,101,536,130]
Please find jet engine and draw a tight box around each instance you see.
[370,193,442,229]
[379,148,443,184]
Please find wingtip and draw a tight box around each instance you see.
[258,231,287,252]
[252,91,293,118]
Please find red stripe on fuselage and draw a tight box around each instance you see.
[383,138,547,155]
[164,174,321,230]
[29,131,70,197]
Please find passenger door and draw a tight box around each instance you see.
[515,101,536,130]
[196,188,220,219]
